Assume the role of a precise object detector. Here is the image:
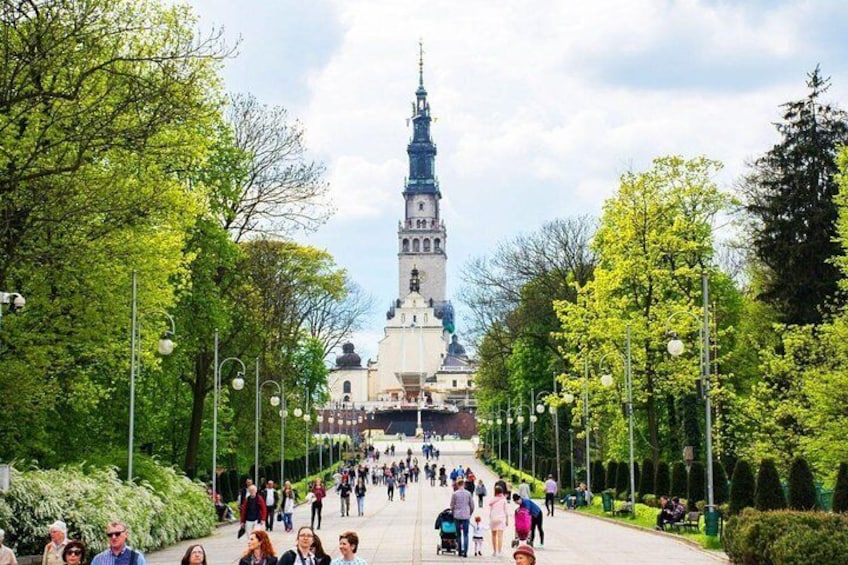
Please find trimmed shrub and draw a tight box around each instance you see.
[592,460,606,491]
[787,457,818,510]
[605,461,617,494]
[729,459,756,515]
[655,461,670,497]
[633,461,640,498]
[832,462,848,513]
[723,509,848,565]
[756,458,787,511]
[639,458,655,498]
[713,459,729,505]
[615,460,629,495]
[687,460,706,511]
[670,461,688,498]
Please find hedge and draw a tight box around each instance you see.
[0,459,214,556]
[724,509,848,564]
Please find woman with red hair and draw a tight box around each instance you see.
[239,530,277,565]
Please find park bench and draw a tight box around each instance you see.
[671,511,701,533]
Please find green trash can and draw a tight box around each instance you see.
[705,509,720,536]
[602,491,613,512]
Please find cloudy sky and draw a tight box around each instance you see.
[186,0,848,362]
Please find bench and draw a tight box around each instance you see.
[671,511,701,532]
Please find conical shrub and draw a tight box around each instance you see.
[670,461,687,498]
[592,460,606,491]
[633,460,641,498]
[832,462,848,513]
[755,458,786,511]
[687,460,705,511]
[655,461,670,497]
[728,459,755,515]
[616,460,629,495]
[640,458,655,498]
[787,457,818,510]
[713,459,729,505]
[606,460,618,493]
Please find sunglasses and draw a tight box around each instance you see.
[106,531,125,538]
[66,550,83,556]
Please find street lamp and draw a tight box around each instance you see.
[128,270,175,483]
[294,401,312,479]
[667,273,716,533]
[513,405,531,476]
[598,324,635,513]
[0,291,25,348]
[506,399,514,468]
[533,389,559,486]
[212,328,246,498]
[562,353,592,495]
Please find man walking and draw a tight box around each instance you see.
[544,475,558,516]
[259,480,278,531]
[90,521,146,565]
[239,485,268,533]
[42,521,68,565]
[450,478,475,558]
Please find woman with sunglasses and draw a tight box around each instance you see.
[62,541,85,565]
[239,530,277,565]
[180,545,206,565]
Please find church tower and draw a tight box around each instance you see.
[397,43,447,308]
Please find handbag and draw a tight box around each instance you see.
[237,524,246,539]
[277,511,283,522]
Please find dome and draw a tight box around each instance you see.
[335,342,362,368]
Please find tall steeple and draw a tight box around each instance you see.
[397,41,447,309]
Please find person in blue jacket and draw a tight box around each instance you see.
[512,493,544,548]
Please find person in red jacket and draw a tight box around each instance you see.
[240,485,268,534]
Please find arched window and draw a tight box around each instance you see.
[419,202,425,211]
[343,380,352,394]
[413,239,420,252]
[343,394,350,402]
[434,238,441,251]
[402,239,409,252]
[423,239,431,252]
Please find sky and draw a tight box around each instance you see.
[185,0,848,363]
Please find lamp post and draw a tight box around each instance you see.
[562,354,591,495]
[317,413,324,472]
[495,405,504,461]
[506,398,513,468]
[0,291,25,349]
[568,428,575,489]
[533,389,559,485]
[294,397,312,478]
[328,410,335,467]
[667,273,716,531]
[128,270,176,483]
[513,405,531,476]
[212,328,246,498]
[598,324,635,513]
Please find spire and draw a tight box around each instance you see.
[405,41,438,195]
[418,38,424,88]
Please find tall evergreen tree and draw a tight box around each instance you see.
[729,459,756,515]
[787,457,818,510]
[832,462,848,513]
[670,462,688,498]
[640,458,655,497]
[592,460,606,492]
[616,460,629,495]
[743,66,848,324]
[606,461,618,492]
[655,461,671,497]
[713,460,729,505]
[687,461,706,511]
[755,458,787,511]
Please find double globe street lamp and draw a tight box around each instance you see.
[212,328,246,498]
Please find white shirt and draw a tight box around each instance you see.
[518,483,531,499]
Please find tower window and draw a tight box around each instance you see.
[418,202,424,211]
[343,381,352,394]
[434,238,441,251]
[402,239,409,252]
[413,239,420,252]
[423,239,431,252]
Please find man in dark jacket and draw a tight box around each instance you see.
[239,485,267,534]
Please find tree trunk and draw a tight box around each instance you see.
[183,356,210,478]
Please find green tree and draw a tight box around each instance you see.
[755,459,786,511]
[670,462,688,499]
[728,459,756,515]
[742,66,848,325]
[605,461,617,493]
[640,458,655,497]
[615,460,629,495]
[787,457,818,511]
[713,460,729,505]
[592,460,606,492]
[687,461,706,511]
[655,461,671,497]
[832,462,848,513]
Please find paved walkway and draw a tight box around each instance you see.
[148,440,727,564]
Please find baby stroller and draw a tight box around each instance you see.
[511,505,532,548]
[434,508,458,555]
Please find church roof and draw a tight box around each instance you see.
[335,342,362,368]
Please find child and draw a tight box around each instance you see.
[471,515,488,556]
[513,505,532,548]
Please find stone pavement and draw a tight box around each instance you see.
[147,439,727,565]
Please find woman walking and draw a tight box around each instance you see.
[310,479,327,530]
[281,482,297,533]
[354,477,367,516]
[488,485,509,557]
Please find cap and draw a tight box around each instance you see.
[513,544,535,559]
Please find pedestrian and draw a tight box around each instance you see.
[62,540,85,565]
[495,475,509,499]
[239,485,268,534]
[43,520,68,565]
[90,521,146,565]
[488,485,509,557]
[0,529,16,565]
[471,515,488,557]
[354,477,367,516]
[281,482,297,532]
[238,479,254,506]
[475,480,487,507]
[279,527,315,565]
[238,530,277,565]
[512,544,536,565]
[338,477,352,517]
[180,544,206,565]
[449,477,475,558]
[543,475,558,516]
[512,494,544,548]
[517,478,531,500]
[310,479,327,530]
[311,534,331,565]
[329,531,367,565]
[259,480,279,531]
[385,473,395,501]
[397,472,407,501]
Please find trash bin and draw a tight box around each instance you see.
[602,491,613,512]
[705,509,720,536]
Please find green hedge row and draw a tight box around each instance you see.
[0,459,214,556]
[723,509,848,564]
